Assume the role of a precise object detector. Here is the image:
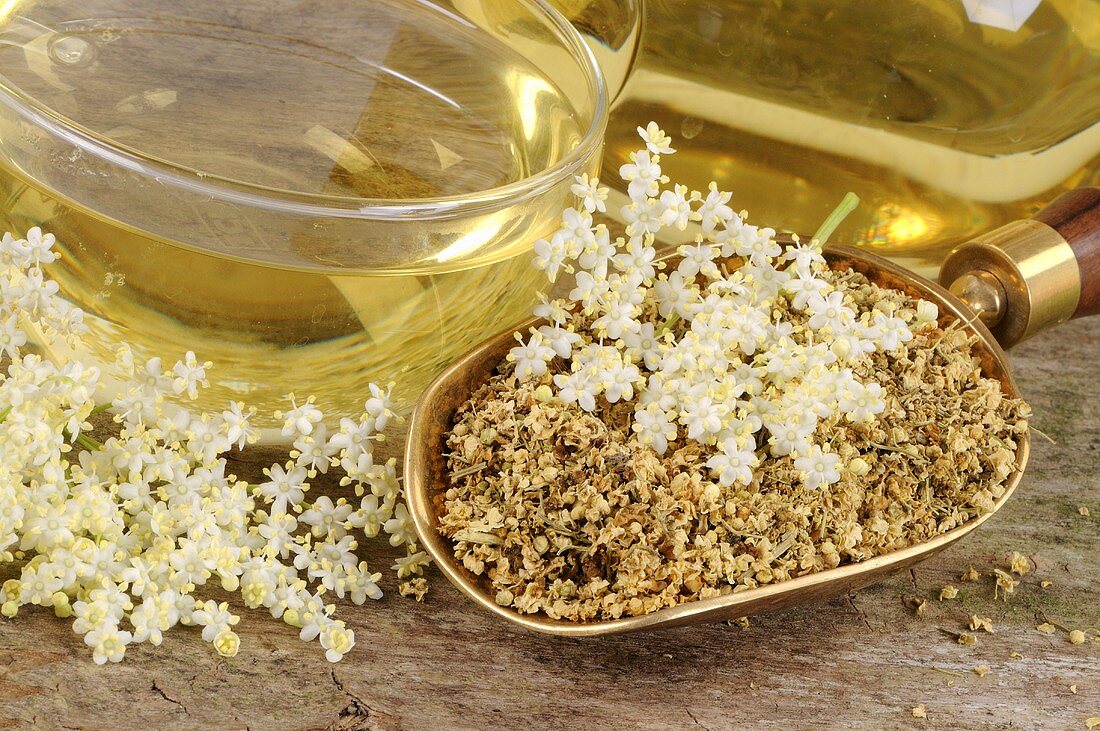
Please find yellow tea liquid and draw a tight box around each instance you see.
[0,2,594,426]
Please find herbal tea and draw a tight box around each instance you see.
[0,1,602,426]
[0,164,547,425]
[596,0,1100,273]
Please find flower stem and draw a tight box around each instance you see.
[75,433,103,452]
[812,192,860,245]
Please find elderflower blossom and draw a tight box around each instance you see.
[517,125,932,493]
[0,228,427,664]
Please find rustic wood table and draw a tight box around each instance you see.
[1,318,1097,731]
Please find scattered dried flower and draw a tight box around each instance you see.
[1069,629,1086,645]
[973,665,990,677]
[1036,623,1058,635]
[994,569,1019,601]
[961,566,981,582]
[969,615,994,633]
[1009,551,1031,575]
[958,632,978,647]
[1041,580,1053,588]
[398,578,428,602]
[906,597,929,617]
[911,704,927,719]
[939,585,959,601]
[1079,506,1091,517]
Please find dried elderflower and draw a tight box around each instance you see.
[911,705,927,719]
[1009,551,1031,575]
[939,585,959,601]
[973,665,990,677]
[1036,623,1058,635]
[906,596,929,617]
[994,569,1019,601]
[969,615,994,633]
[440,124,1029,622]
[961,566,981,582]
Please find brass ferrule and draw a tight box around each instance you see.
[940,219,1082,348]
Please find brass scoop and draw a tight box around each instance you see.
[404,187,1100,636]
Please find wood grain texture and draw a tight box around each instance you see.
[0,320,1097,731]
[1035,187,1100,318]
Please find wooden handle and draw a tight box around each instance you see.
[1033,187,1100,318]
[939,187,1099,347]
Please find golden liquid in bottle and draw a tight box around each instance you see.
[0,2,591,428]
[583,0,1100,274]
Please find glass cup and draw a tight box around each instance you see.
[0,0,607,432]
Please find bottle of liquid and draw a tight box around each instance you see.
[556,0,1100,275]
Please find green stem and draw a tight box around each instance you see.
[0,405,11,425]
[90,403,113,415]
[812,192,860,245]
[75,433,103,452]
[659,312,681,336]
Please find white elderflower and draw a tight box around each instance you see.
[570,173,608,213]
[915,299,939,327]
[872,310,914,351]
[299,496,354,539]
[794,445,842,491]
[256,462,309,514]
[637,121,676,155]
[621,196,667,238]
[276,394,323,438]
[553,369,598,412]
[631,404,677,455]
[697,182,734,232]
[806,291,856,332]
[83,623,132,665]
[676,239,720,279]
[171,351,211,400]
[659,184,694,230]
[706,436,759,487]
[192,599,240,643]
[536,324,582,360]
[220,402,257,450]
[839,380,887,423]
[507,331,555,380]
[532,233,569,282]
[382,504,417,547]
[392,551,431,579]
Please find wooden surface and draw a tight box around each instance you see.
[0,318,1097,731]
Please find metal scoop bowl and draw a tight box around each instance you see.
[404,188,1100,636]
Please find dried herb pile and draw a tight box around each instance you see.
[439,267,1029,621]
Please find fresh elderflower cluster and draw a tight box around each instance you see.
[511,123,929,491]
[0,228,426,664]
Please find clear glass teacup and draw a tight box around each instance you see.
[0,0,607,430]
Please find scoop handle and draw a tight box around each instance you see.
[939,187,1100,348]
[1033,187,1100,318]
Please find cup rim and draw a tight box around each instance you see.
[0,0,608,221]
